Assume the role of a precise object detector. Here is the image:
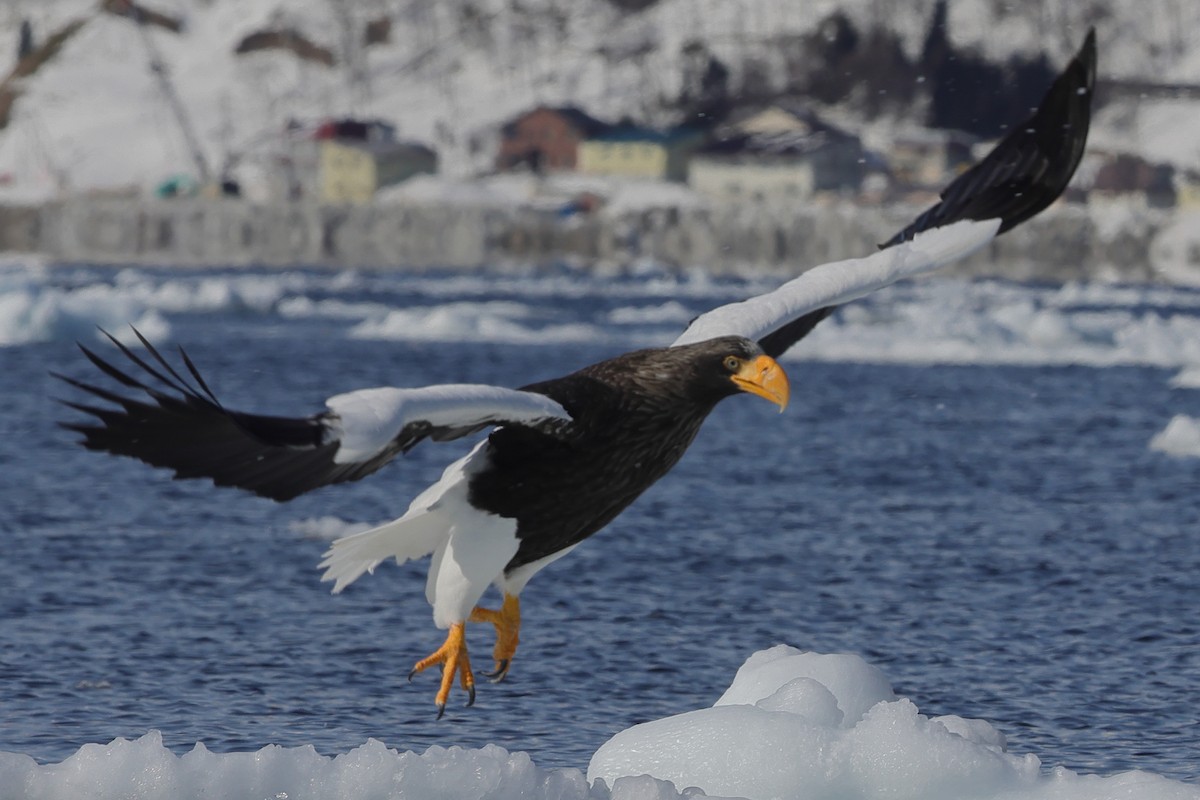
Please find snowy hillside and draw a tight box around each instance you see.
[1,0,1199,201]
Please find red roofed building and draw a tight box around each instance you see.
[495,106,611,174]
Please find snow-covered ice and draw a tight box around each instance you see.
[1149,414,1200,457]
[589,646,1200,800]
[0,262,169,346]
[288,516,377,542]
[347,300,604,345]
[1170,366,1200,388]
[2,646,1196,800]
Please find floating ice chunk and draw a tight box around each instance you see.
[931,714,1008,752]
[1170,366,1200,388]
[0,733,599,800]
[288,516,377,541]
[348,301,603,344]
[713,646,894,723]
[842,699,1039,800]
[754,677,844,726]
[607,301,695,326]
[590,703,841,800]
[588,695,1038,800]
[589,646,1200,800]
[0,274,169,346]
[1149,414,1200,457]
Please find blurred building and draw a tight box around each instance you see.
[495,106,611,173]
[279,118,437,204]
[689,102,866,203]
[888,128,974,189]
[1176,169,1200,210]
[576,124,705,182]
[1091,152,1176,209]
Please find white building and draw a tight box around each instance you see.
[689,103,866,204]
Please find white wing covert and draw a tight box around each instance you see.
[672,219,1000,348]
[327,384,571,464]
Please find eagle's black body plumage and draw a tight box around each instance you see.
[478,337,759,571]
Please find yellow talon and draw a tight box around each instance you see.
[469,593,521,682]
[409,622,475,717]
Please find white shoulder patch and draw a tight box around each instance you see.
[672,218,1002,347]
[326,384,570,465]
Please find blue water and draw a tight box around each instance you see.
[1,267,1198,781]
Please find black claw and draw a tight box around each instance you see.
[436,702,446,721]
[486,660,511,683]
[408,669,418,683]
[466,684,476,708]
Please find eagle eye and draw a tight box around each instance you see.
[723,355,741,372]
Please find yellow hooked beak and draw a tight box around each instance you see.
[731,354,790,412]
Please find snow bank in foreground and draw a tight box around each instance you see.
[0,736,606,800]
[590,647,1200,800]
[1150,414,1200,457]
[3,647,1198,800]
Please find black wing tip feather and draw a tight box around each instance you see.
[756,29,1095,359]
[881,26,1096,248]
[55,327,389,503]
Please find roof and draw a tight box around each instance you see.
[501,106,612,137]
[722,101,851,138]
[328,139,437,159]
[696,128,858,159]
[891,127,978,150]
[318,118,394,141]
[699,102,860,158]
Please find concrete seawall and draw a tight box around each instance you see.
[2,198,1195,283]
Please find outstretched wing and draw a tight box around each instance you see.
[55,330,571,502]
[883,29,1096,247]
[675,28,1096,357]
[673,218,1000,348]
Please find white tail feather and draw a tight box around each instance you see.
[319,509,449,594]
[318,442,489,594]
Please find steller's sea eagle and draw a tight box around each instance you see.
[57,31,1095,716]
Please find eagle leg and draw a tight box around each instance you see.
[469,593,521,683]
[408,622,475,718]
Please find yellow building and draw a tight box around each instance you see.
[1177,170,1200,210]
[688,103,866,204]
[319,141,376,204]
[317,140,437,204]
[577,125,703,182]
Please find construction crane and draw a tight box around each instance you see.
[130,5,211,184]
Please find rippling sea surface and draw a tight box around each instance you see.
[1,262,1198,780]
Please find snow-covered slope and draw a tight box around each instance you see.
[1,0,1199,202]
